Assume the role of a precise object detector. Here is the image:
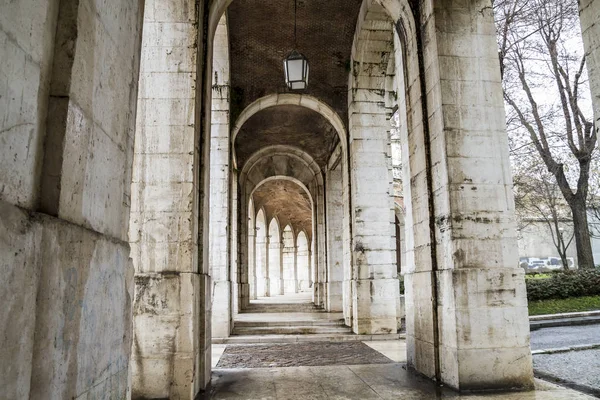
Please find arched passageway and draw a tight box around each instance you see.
[127,0,535,396]
[8,0,600,397]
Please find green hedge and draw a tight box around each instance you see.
[526,269,600,301]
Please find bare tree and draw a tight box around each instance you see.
[513,163,575,270]
[494,0,598,268]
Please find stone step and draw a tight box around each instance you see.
[212,333,405,344]
[233,319,346,328]
[242,304,324,313]
[232,326,353,336]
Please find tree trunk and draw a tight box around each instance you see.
[559,248,570,271]
[569,196,595,269]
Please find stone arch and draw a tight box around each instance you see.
[250,176,314,208]
[237,146,328,308]
[231,94,348,167]
[240,145,323,194]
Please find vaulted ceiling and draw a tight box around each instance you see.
[234,105,338,170]
[228,0,363,234]
[227,0,363,122]
[252,179,313,236]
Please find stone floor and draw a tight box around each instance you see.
[208,362,593,399]
[207,294,595,399]
[209,340,594,399]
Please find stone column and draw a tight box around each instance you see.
[308,245,314,296]
[347,2,399,335]
[209,15,231,339]
[316,193,327,308]
[293,246,299,293]
[248,225,257,300]
[412,0,534,390]
[130,0,210,397]
[263,233,271,297]
[580,0,600,122]
[297,232,310,291]
[268,232,282,296]
[255,211,268,298]
[326,165,344,312]
[282,228,297,293]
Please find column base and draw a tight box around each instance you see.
[132,271,210,399]
[352,278,398,334]
[326,281,343,312]
[212,280,231,338]
[404,268,534,391]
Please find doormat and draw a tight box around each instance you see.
[215,341,394,369]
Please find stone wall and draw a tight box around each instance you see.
[1,203,135,399]
[0,0,143,398]
[517,221,578,267]
[0,0,57,209]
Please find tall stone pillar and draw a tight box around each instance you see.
[326,165,344,312]
[130,0,210,397]
[268,234,283,296]
[293,246,299,293]
[308,246,314,297]
[409,0,534,390]
[580,0,600,122]
[348,78,398,332]
[347,2,399,334]
[262,234,271,297]
[209,15,231,338]
[282,228,297,293]
[249,226,257,300]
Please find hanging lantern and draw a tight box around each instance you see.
[284,50,309,90]
[283,0,309,90]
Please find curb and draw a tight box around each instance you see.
[530,310,600,321]
[532,343,600,355]
[530,314,600,331]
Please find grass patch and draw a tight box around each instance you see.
[528,296,600,316]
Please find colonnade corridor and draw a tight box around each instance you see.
[4,0,600,398]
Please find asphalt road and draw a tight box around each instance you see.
[531,324,600,395]
[530,324,600,351]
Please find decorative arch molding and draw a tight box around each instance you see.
[240,145,324,192]
[231,94,348,168]
[250,176,314,209]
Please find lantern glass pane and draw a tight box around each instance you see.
[287,58,304,82]
[291,81,306,90]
